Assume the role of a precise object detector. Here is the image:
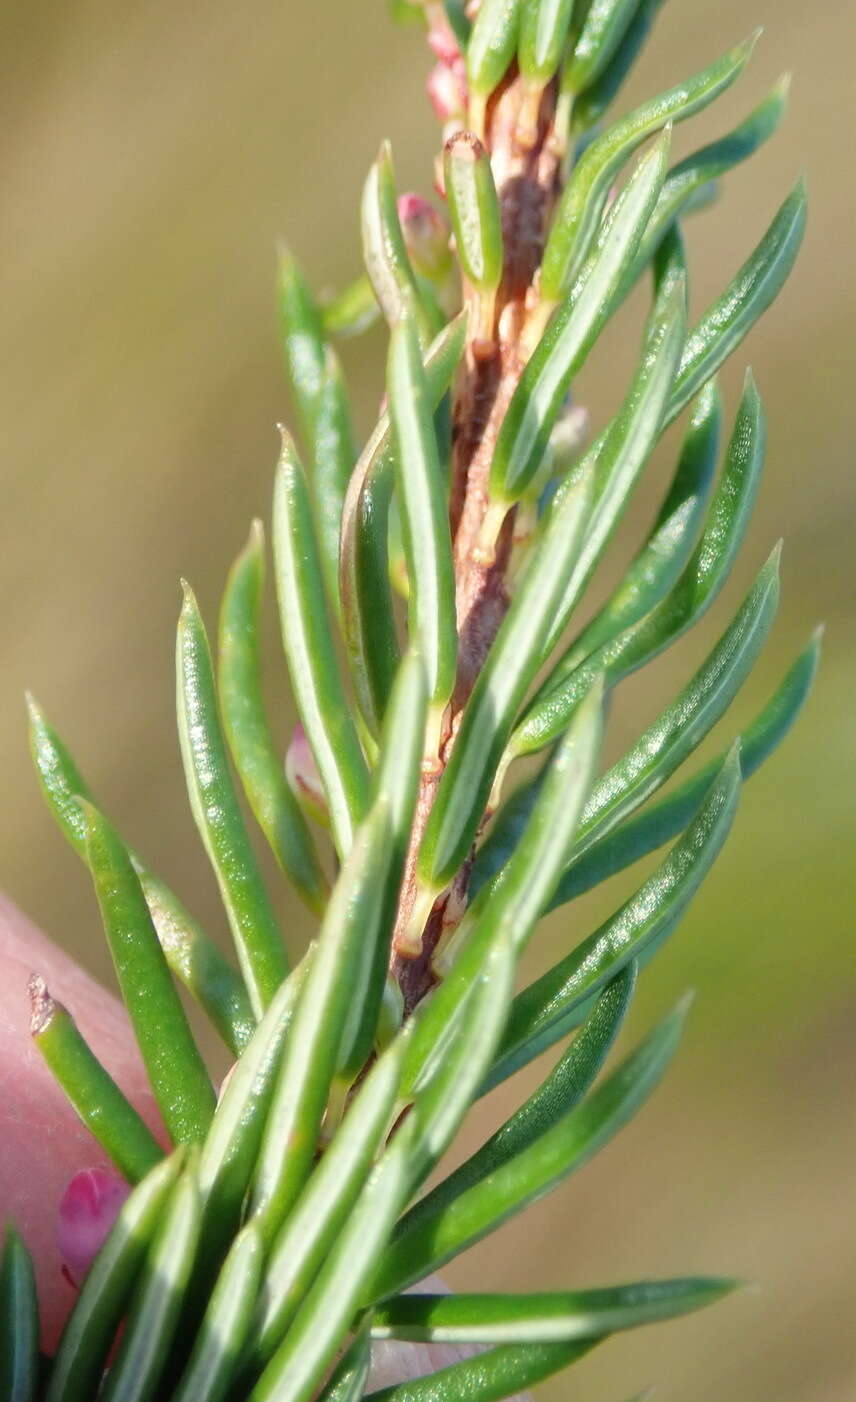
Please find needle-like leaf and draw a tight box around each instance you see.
[219,521,327,913]
[273,431,370,854]
[0,1226,39,1402]
[178,583,290,1013]
[82,800,216,1144]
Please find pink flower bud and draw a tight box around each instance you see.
[427,61,467,123]
[286,722,328,824]
[397,193,451,281]
[57,1167,129,1288]
[427,18,460,65]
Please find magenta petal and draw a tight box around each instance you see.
[57,1167,130,1287]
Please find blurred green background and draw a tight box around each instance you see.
[1,1,853,1398]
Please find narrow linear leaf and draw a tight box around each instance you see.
[45,1152,183,1402]
[565,0,642,96]
[532,379,720,697]
[409,965,635,1224]
[560,543,780,870]
[82,801,216,1144]
[0,1226,39,1402]
[542,31,759,297]
[519,0,575,87]
[315,1332,372,1402]
[249,799,395,1239]
[362,143,435,342]
[99,1160,202,1402]
[171,1223,264,1402]
[29,977,162,1182]
[665,180,807,426]
[492,129,672,503]
[494,749,741,1082]
[467,0,522,133]
[373,1001,687,1298]
[27,697,253,1054]
[218,521,327,913]
[535,262,688,664]
[571,0,667,132]
[178,584,289,1014]
[273,431,370,854]
[198,961,308,1258]
[555,628,822,902]
[388,318,457,723]
[619,78,791,305]
[277,245,327,442]
[340,314,466,733]
[520,369,763,756]
[249,932,516,1402]
[443,132,503,295]
[311,344,357,610]
[364,1339,598,1402]
[337,652,427,1077]
[406,676,603,1094]
[416,454,594,891]
[372,1275,738,1343]
[321,273,380,340]
[249,1035,409,1369]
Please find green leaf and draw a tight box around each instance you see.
[558,543,780,869]
[249,1035,409,1369]
[198,961,307,1257]
[29,977,162,1182]
[443,132,503,294]
[405,677,603,1091]
[518,369,762,756]
[219,521,327,914]
[27,697,254,1054]
[535,260,688,664]
[555,628,822,902]
[0,1226,39,1402]
[619,78,791,305]
[315,1332,372,1402]
[45,1152,183,1402]
[408,965,635,1221]
[276,245,326,443]
[361,143,435,343]
[340,313,466,734]
[249,932,516,1402]
[531,380,720,699]
[249,798,395,1239]
[388,318,457,726]
[493,748,741,1081]
[542,31,758,298]
[416,451,594,892]
[178,583,290,1014]
[491,129,672,504]
[170,1223,264,1402]
[337,652,427,1074]
[310,344,356,610]
[371,1000,687,1298]
[571,0,666,132]
[372,1275,738,1343]
[321,274,381,340]
[99,1158,202,1402]
[519,0,575,86]
[666,180,807,426]
[564,0,643,95]
[82,800,216,1144]
[364,1340,599,1402]
[273,430,370,854]
[467,0,522,134]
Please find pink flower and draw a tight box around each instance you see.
[397,193,451,280]
[57,1167,129,1288]
[286,722,328,824]
[427,61,467,123]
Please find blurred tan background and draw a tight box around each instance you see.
[1,1,853,1398]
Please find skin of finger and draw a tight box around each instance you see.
[0,894,162,1351]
